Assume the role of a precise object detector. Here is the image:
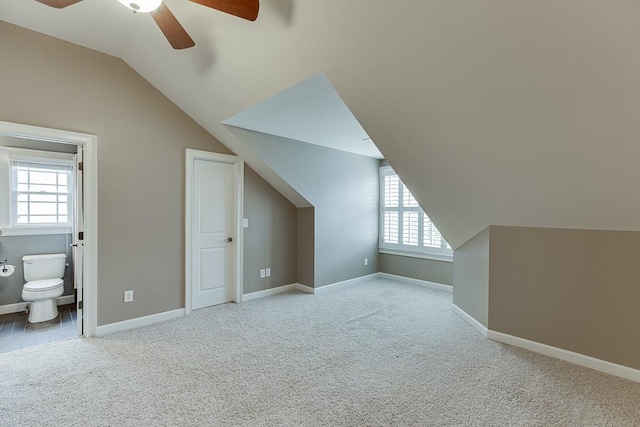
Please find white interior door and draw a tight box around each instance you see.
[73,147,84,335]
[191,159,235,309]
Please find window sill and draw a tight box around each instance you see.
[379,248,453,263]
[0,226,72,237]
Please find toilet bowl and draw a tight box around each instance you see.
[22,253,67,323]
[22,279,65,323]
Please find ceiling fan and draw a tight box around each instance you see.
[35,0,259,50]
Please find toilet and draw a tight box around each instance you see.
[22,253,67,323]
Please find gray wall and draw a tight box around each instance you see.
[0,235,74,305]
[0,22,296,326]
[243,167,297,294]
[453,225,640,370]
[380,254,453,286]
[489,226,640,370]
[296,208,315,286]
[452,227,490,327]
[228,127,380,287]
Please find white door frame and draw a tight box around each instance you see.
[0,121,98,337]
[185,149,244,315]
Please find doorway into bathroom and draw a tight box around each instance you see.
[0,121,97,354]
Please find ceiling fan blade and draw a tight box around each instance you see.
[151,2,195,50]
[189,0,259,21]
[35,0,83,8]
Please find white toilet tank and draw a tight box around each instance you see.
[22,253,67,282]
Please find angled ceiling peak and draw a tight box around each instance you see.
[222,73,383,159]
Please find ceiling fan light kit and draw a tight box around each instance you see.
[35,0,259,49]
[118,0,162,13]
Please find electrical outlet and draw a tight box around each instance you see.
[124,290,133,303]
[266,268,271,277]
[243,218,249,228]
[260,269,266,278]
[364,258,368,266]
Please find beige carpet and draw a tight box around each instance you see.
[1,277,639,426]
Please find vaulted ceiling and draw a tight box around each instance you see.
[223,73,382,159]
[3,1,640,248]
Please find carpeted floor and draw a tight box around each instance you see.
[1,277,639,426]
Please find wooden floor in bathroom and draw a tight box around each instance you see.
[0,303,77,354]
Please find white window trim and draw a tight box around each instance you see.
[379,248,453,263]
[0,147,75,236]
[379,165,453,261]
[0,227,73,237]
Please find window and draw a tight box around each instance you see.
[379,166,452,260]
[0,147,74,236]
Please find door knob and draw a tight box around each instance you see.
[226,237,233,243]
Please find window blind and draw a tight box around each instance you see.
[380,166,452,258]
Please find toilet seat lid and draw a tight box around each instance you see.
[24,278,63,292]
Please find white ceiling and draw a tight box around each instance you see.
[0,0,138,57]
[4,1,640,248]
[223,73,382,159]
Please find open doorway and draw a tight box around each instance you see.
[0,121,97,353]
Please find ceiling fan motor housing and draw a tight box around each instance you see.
[37,0,260,49]
[118,0,162,13]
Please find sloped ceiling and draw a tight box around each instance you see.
[223,73,382,159]
[3,1,640,248]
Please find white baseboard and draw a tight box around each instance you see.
[452,303,640,383]
[243,284,299,301]
[378,272,453,293]
[295,283,315,294]
[100,283,309,335]
[252,274,451,297]
[313,273,379,294]
[96,308,184,336]
[90,273,447,336]
[487,330,640,384]
[0,294,76,315]
[451,304,488,337]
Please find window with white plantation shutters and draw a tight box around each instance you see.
[380,166,453,259]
